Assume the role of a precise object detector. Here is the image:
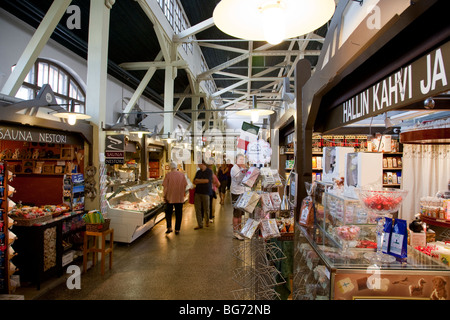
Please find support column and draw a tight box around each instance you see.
[1,0,72,96]
[164,65,175,137]
[295,59,312,216]
[85,0,113,211]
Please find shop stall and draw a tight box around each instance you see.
[104,135,167,243]
[293,0,450,300]
[0,115,92,292]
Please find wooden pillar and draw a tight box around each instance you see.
[295,59,312,208]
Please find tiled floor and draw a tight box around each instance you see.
[14,193,242,300]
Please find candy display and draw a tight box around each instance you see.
[8,204,69,220]
[360,188,405,212]
[335,225,360,241]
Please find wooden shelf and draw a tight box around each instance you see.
[400,128,450,144]
[383,167,403,170]
[383,184,401,187]
[421,215,450,228]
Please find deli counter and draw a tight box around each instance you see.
[106,180,164,243]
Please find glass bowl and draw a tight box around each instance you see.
[358,188,408,215]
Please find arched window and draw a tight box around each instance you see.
[15,58,86,114]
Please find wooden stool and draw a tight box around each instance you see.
[83,228,114,275]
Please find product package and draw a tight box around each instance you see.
[260,193,275,215]
[381,217,393,254]
[260,219,281,239]
[235,191,261,214]
[269,192,282,210]
[242,166,260,188]
[389,218,408,260]
[240,218,260,239]
[298,182,315,227]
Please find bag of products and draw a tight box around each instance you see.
[389,218,408,260]
[381,217,393,254]
[298,182,315,227]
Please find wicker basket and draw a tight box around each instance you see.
[85,218,110,232]
[12,215,53,226]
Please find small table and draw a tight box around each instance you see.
[83,228,114,275]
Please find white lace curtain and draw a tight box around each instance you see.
[400,144,450,221]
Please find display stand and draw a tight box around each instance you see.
[0,162,18,294]
[63,173,85,213]
[231,167,289,300]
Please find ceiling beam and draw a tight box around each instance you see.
[173,17,215,41]
[1,0,72,96]
[197,42,248,54]
[119,60,188,71]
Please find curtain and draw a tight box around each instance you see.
[400,144,450,222]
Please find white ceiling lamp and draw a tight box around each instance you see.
[213,0,336,45]
[236,96,274,122]
[129,124,151,138]
[52,100,91,125]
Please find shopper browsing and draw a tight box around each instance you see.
[217,163,229,205]
[162,162,187,235]
[230,154,247,240]
[193,160,213,229]
[207,160,221,223]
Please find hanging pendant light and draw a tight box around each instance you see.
[213,0,336,44]
[52,100,91,125]
[236,96,274,122]
[129,124,151,138]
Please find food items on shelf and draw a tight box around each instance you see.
[335,225,360,241]
[356,240,377,249]
[8,204,69,220]
[113,194,162,212]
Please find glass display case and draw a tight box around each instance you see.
[106,180,164,243]
[294,225,450,300]
[294,181,450,300]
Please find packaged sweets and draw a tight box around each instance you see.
[240,218,260,239]
[242,166,260,188]
[261,193,275,214]
[260,219,281,239]
[298,182,315,227]
[389,218,408,260]
[236,191,260,213]
[269,192,282,210]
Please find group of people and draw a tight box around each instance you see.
[162,155,247,239]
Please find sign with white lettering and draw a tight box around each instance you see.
[105,135,125,165]
[0,124,82,145]
[331,41,450,130]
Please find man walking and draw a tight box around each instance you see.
[193,160,213,229]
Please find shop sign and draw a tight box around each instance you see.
[0,124,81,145]
[339,41,450,126]
[105,134,124,164]
[246,139,272,165]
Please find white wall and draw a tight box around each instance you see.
[0,8,189,130]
